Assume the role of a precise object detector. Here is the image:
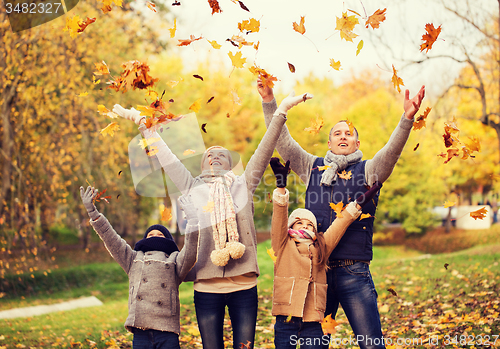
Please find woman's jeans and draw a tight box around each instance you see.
[274,315,329,349]
[194,286,258,349]
[132,328,180,349]
[323,261,385,349]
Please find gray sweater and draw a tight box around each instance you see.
[262,98,414,187]
[90,214,199,335]
[141,114,287,282]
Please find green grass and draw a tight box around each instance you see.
[1,241,500,348]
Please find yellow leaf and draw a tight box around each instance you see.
[292,16,306,35]
[321,314,338,335]
[266,247,277,264]
[228,51,246,68]
[360,213,372,220]
[161,207,172,222]
[470,207,487,220]
[318,165,331,171]
[94,61,110,76]
[169,18,176,38]
[78,92,88,97]
[338,170,352,180]
[167,78,183,88]
[443,201,456,208]
[189,99,202,113]
[304,116,324,134]
[207,39,221,49]
[286,314,293,322]
[187,326,199,336]
[203,201,214,213]
[145,90,159,100]
[335,12,359,42]
[329,202,344,218]
[329,59,341,71]
[146,146,159,157]
[356,40,363,56]
[100,122,120,137]
[346,119,355,136]
[97,105,118,119]
[183,149,196,155]
[413,107,431,130]
[63,15,82,39]
[136,105,156,118]
[238,18,260,33]
[391,64,404,93]
[138,138,161,149]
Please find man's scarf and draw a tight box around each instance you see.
[320,149,363,186]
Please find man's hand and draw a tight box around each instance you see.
[404,85,425,120]
[257,77,274,103]
[112,104,145,125]
[274,91,313,116]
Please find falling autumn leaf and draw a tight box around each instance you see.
[146,146,159,157]
[413,143,420,151]
[63,15,83,39]
[238,18,260,33]
[266,247,277,264]
[330,202,344,218]
[161,207,172,222]
[444,201,456,208]
[207,0,222,14]
[360,213,372,220]
[78,17,96,33]
[321,314,338,335]
[388,288,398,297]
[356,40,363,56]
[444,263,449,270]
[338,170,352,180]
[108,60,159,93]
[207,39,221,49]
[193,74,204,81]
[167,78,184,88]
[183,149,196,156]
[201,123,208,133]
[177,35,203,46]
[189,99,202,113]
[97,105,118,119]
[94,61,110,76]
[203,201,214,212]
[292,16,306,35]
[228,51,246,68]
[345,119,355,136]
[99,0,123,13]
[288,62,296,73]
[304,116,324,134]
[413,107,432,130]
[169,19,176,38]
[138,137,161,149]
[470,207,487,220]
[329,59,342,71]
[100,122,120,137]
[248,65,278,89]
[335,12,359,42]
[365,8,386,29]
[420,23,442,53]
[94,188,112,203]
[118,170,123,176]
[146,1,156,12]
[391,64,404,93]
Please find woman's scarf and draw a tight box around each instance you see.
[288,228,317,244]
[134,236,179,255]
[199,170,245,266]
[320,149,363,186]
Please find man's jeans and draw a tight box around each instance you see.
[324,261,385,349]
[194,286,258,349]
[132,329,180,349]
[274,315,329,349]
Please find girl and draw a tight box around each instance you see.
[268,158,381,349]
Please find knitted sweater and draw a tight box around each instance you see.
[90,214,199,335]
[140,114,287,281]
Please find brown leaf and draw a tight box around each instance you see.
[365,8,386,29]
[207,96,215,103]
[387,288,398,297]
[288,62,296,73]
[201,123,207,133]
[413,143,420,151]
[208,0,222,14]
[193,74,204,81]
[420,23,442,53]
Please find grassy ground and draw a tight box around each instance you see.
[1,238,500,348]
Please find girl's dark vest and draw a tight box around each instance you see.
[305,157,379,261]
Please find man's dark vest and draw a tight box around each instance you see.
[305,157,379,261]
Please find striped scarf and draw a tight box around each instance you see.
[288,228,316,244]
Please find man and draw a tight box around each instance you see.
[258,81,425,349]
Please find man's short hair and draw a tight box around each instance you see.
[329,120,359,140]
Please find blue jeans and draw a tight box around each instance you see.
[324,262,385,349]
[132,329,180,349]
[194,286,258,349]
[274,315,329,349]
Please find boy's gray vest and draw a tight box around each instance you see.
[305,158,379,261]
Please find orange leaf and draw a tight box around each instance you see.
[420,23,442,53]
[94,188,112,203]
[293,16,306,35]
[470,207,487,220]
[238,18,260,33]
[413,107,431,130]
[248,65,277,88]
[391,65,404,93]
[161,207,172,222]
[94,61,110,76]
[228,51,246,68]
[146,1,156,12]
[335,12,359,42]
[207,0,222,14]
[345,119,355,136]
[78,17,96,33]
[177,35,203,46]
[338,170,352,180]
[189,99,202,113]
[108,60,159,93]
[304,116,324,134]
[329,202,344,218]
[100,122,120,137]
[365,8,386,29]
[321,314,338,335]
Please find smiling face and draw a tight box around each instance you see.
[146,229,165,238]
[201,147,232,171]
[292,219,315,232]
[328,121,360,155]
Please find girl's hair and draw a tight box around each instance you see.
[315,231,328,268]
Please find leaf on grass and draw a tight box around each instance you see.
[304,116,324,134]
[335,12,359,42]
[100,122,120,137]
[207,39,221,49]
[189,99,202,113]
[161,207,172,222]
[365,8,386,29]
[169,19,177,38]
[443,201,456,208]
[288,62,296,73]
[203,201,214,212]
[356,40,363,56]
[183,149,196,156]
[293,16,306,35]
[208,0,222,14]
[228,51,246,68]
[248,65,278,88]
[391,65,404,93]
[329,202,344,218]
[177,35,203,46]
[146,1,156,12]
[338,170,352,180]
[413,107,431,130]
[108,60,159,93]
[444,263,449,270]
[266,247,277,264]
[329,59,341,71]
[97,105,118,119]
[420,23,442,53]
[321,314,338,335]
[470,207,487,220]
[387,287,398,297]
[238,18,260,33]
